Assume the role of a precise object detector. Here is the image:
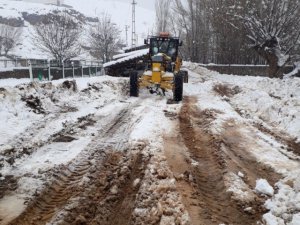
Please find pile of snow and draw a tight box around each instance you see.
[263,179,300,225]
[0,75,128,153]
[225,173,256,202]
[255,179,274,196]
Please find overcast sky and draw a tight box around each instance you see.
[114,0,155,11]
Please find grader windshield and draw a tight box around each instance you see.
[149,37,180,61]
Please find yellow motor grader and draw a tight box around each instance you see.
[129,32,188,101]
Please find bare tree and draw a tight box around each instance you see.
[164,0,300,70]
[171,0,210,62]
[155,0,171,33]
[32,11,81,65]
[229,0,300,77]
[88,14,123,63]
[0,24,22,56]
[171,0,193,60]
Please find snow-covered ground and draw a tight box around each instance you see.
[0,65,299,224]
[185,62,300,141]
[0,75,131,223]
[0,75,188,224]
[185,62,300,225]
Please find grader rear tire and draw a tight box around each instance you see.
[182,70,189,83]
[130,71,139,97]
[173,73,183,101]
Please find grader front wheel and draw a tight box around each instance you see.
[130,71,139,97]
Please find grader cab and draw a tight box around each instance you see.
[129,32,188,101]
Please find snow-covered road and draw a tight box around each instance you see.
[0,65,299,225]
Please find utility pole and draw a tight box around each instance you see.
[131,0,137,48]
[125,25,130,47]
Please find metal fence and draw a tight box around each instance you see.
[0,59,104,80]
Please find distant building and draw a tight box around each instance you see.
[19,0,64,5]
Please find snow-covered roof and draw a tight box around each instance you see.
[104,48,149,67]
[122,43,148,52]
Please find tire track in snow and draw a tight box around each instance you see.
[172,96,280,225]
[7,101,142,225]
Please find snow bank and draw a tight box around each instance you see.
[0,76,127,149]
[184,62,300,141]
[184,62,300,224]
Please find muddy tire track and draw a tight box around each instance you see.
[8,103,141,225]
[47,146,148,225]
[104,152,146,225]
[172,96,281,225]
[56,149,148,225]
[164,136,203,224]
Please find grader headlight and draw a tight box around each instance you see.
[153,66,161,72]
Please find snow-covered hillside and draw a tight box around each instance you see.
[0,0,155,59]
